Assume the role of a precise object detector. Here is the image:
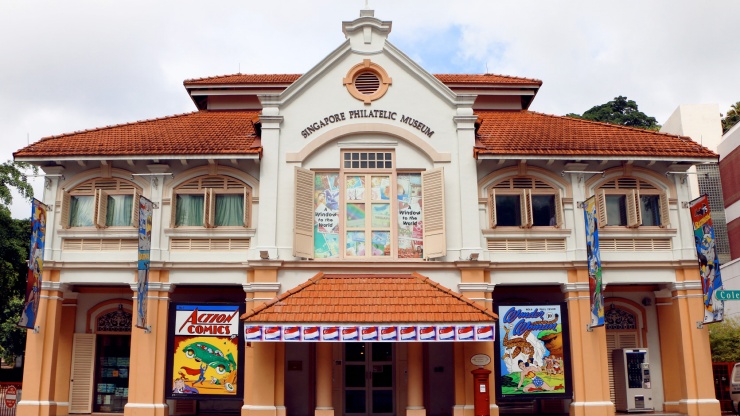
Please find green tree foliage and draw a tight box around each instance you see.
[709,317,740,362]
[722,101,740,134]
[566,96,660,131]
[0,161,35,364]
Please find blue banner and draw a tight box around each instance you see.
[584,196,604,327]
[690,195,724,324]
[137,196,153,329]
[19,199,47,329]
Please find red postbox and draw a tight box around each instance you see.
[471,367,491,416]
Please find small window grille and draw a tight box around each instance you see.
[343,152,393,169]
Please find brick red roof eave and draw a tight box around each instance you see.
[473,110,718,160]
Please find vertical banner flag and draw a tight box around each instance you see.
[584,196,604,327]
[137,196,153,329]
[19,199,47,329]
[690,195,724,324]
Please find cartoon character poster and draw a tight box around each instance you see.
[313,173,339,259]
[136,196,153,329]
[167,304,242,399]
[584,196,604,327]
[495,303,571,400]
[690,195,724,324]
[18,199,47,329]
[397,173,423,258]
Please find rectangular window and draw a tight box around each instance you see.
[495,194,521,227]
[314,172,340,259]
[531,195,556,226]
[175,195,204,226]
[640,195,661,226]
[605,195,628,226]
[106,195,133,226]
[70,195,95,227]
[397,173,423,258]
[344,174,392,258]
[214,194,244,226]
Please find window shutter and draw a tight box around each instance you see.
[555,190,564,228]
[422,167,446,259]
[130,189,141,228]
[61,190,72,229]
[597,190,608,227]
[69,333,96,413]
[293,167,315,258]
[243,188,250,228]
[489,189,497,228]
[94,189,109,229]
[521,189,533,228]
[205,189,214,228]
[659,192,670,228]
[627,190,640,228]
[170,192,178,228]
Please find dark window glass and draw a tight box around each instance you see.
[532,195,556,226]
[605,195,627,226]
[640,195,661,226]
[495,195,521,226]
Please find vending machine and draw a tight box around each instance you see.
[612,348,654,412]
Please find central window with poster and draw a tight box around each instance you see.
[294,150,446,260]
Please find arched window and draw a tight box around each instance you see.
[171,175,251,228]
[487,176,563,228]
[596,177,669,228]
[61,178,142,229]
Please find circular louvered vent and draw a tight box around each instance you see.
[354,71,381,95]
[344,60,392,103]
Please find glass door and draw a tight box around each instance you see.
[344,343,394,416]
[93,335,131,413]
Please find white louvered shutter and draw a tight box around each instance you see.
[521,189,533,228]
[294,167,315,258]
[597,190,608,227]
[422,168,446,259]
[94,189,109,229]
[61,190,72,229]
[204,189,214,228]
[554,190,564,228]
[69,333,96,413]
[627,190,640,228]
[130,189,141,228]
[659,192,670,228]
[489,190,497,228]
[243,188,250,228]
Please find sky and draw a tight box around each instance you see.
[2,0,739,218]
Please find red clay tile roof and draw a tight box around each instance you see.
[242,273,498,323]
[14,110,261,159]
[184,73,541,86]
[474,110,718,159]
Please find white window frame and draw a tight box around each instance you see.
[170,175,251,229]
[61,178,142,229]
[488,176,563,229]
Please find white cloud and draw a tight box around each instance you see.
[2,0,738,217]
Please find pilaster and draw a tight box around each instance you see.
[563,270,614,416]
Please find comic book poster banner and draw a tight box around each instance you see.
[244,323,495,342]
[18,199,47,329]
[690,195,724,324]
[495,304,572,401]
[167,304,242,400]
[136,196,153,329]
[314,172,339,259]
[397,173,423,258]
[584,195,604,328]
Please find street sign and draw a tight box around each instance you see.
[4,385,17,409]
[715,290,740,301]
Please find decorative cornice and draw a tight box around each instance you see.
[243,282,281,293]
[458,283,495,293]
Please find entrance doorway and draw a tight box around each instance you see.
[343,343,394,415]
[93,334,131,413]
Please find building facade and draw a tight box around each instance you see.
[14,10,721,416]
[718,119,740,320]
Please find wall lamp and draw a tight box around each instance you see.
[259,250,270,260]
[468,253,479,261]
